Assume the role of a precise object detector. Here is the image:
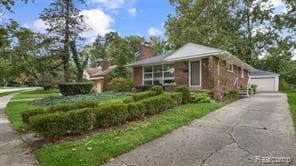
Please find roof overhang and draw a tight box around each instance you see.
[217,52,256,71]
[164,51,224,62]
[250,74,280,78]
[87,77,104,81]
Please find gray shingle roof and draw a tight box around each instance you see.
[125,42,255,71]
[164,42,224,61]
[250,70,278,76]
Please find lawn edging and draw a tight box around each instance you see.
[286,91,296,130]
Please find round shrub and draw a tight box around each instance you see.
[108,77,132,92]
[190,92,213,103]
[59,82,93,96]
[166,92,183,105]
[251,84,258,94]
[150,85,164,95]
[174,86,190,104]
[223,90,239,103]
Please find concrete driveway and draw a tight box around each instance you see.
[105,93,296,166]
[0,94,37,165]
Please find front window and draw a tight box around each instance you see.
[143,64,175,86]
[226,63,233,72]
[164,64,175,85]
[143,66,153,85]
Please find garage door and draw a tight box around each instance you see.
[251,78,275,92]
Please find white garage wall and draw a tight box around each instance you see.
[250,75,279,92]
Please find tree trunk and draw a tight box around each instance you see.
[70,41,84,82]
[63,0,71,82]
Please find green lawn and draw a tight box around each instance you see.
[12,89,60,99]
[0,90,22,97]
[5,89,60,131]
[286,91,296,130]
[5,101,47,131]
[36,102,221,166]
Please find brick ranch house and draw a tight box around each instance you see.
[84,60,116,93]
[126,42,256,100]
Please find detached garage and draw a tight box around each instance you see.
[250,70,279,92]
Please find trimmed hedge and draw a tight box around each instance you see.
[126,102,146,120]
[28,93,183,137]
[22,108,45,123]
[29,108,95,136]
[47,101,98,113]
[29,112,69,136]
[66,108,96,133]
[126,93,182,120]
[22,101,98,123]
[131,91,157,101]
[142,94,176,115]
[94,104,128,128]
[59,82,93,96]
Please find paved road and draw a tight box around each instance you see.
[0,87,33,93]
[0,94,37,166]
[105,93,296,166]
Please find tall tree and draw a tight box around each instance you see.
[125,35,145,62]
[165,0,240,50]
[40,0,86,82]
[165,0,295,67]
[70,40,89,81]
[149,36,174,55]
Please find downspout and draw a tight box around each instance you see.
[217,58,221,100]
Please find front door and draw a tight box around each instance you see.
[190,60,201,87]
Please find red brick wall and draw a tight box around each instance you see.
[222,63,238,91]
[133,67,142,87]
[238,69,249,88]
[201,58,209,89]
[138,44,153,61]
[208,56,218,90]
[174,62,189,87]
[131,56,250,100]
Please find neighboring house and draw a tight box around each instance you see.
[126,42,256,100]
[84,60,116,93]
[250,70,279,92]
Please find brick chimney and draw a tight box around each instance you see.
[101,59,110,71]
[138,42,153,60]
